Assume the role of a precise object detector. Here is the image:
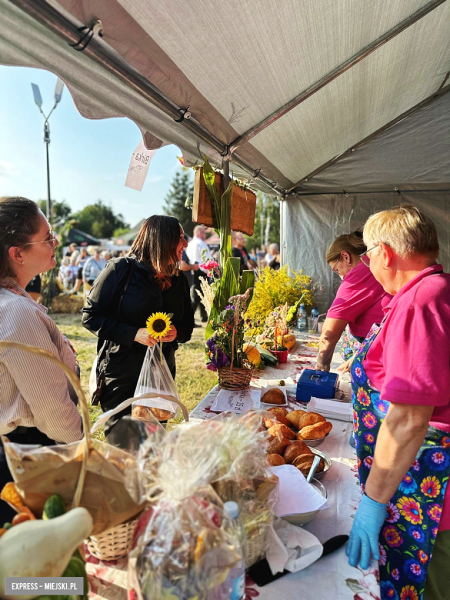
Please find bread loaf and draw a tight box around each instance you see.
[267,423,296,441]
[267,454,286,466]
[298,421,333,440]
[286,409,307,430]
[267,408,289,425]
[267,436,291,455]
[283,440,312,463]
[261,388,285,405]
[268,407,288,417]
[132,405,173,421]
[293,454,325,476]
[298,412,326,429]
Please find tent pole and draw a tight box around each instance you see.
[226,0,446,156]
[287,84,450,194]
[9,0,286,197]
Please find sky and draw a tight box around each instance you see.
[0,65,189,228]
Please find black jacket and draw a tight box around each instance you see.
[82,256,194,412]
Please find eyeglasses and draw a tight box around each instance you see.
[359,245,379,267]
[331,257,340,273]
[23,230,58,247]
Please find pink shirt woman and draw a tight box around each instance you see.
[317,231,391,372]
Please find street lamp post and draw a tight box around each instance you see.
[31,78,64,222]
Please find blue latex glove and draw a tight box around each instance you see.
[346,493,387,570]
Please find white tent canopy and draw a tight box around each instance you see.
[1,0,449,307]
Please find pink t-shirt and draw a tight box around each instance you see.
[327,261,391,338]
[364,264,450,530]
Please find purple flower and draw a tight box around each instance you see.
[206,362,217,372]
[225,305,235,310]
[209,346,230,369]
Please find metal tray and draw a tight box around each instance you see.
[302,432,330,447]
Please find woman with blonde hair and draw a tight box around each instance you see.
[316,231,391,371]
[347,205,450,599]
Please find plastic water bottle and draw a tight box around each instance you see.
[222,501,246,600]
[310,306,320,333]
[297,304,307,331]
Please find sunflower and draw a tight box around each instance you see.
[146,312,172,339]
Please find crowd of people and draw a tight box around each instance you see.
[1,194,448,597]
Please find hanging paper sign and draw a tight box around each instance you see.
[125,140,157,191]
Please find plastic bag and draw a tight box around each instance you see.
[128,488,242,600]
[128,412,278,597]
[133,344,181,421]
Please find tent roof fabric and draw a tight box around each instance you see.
[1,0,449,195]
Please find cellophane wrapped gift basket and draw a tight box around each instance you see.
[128,412,278,599]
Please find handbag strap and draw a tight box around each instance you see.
[99,259,135,372]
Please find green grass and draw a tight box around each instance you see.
[51,314,217,431]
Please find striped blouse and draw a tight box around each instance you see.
[0,277,82,443]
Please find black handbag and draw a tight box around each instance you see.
[91,260,135,406]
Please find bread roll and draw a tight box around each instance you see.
[268,407,288,417]
[298,421,333,440]
[267,454,286,466]
[267,435,291,455]
[298,412,326,429]
[283,440,312,463]
[293,454,325,476]
[267,423,296,441]
[261,388,285,405]
[286,409,307,430]
[267,408,289,425]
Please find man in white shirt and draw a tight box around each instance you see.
[186,226,212,324]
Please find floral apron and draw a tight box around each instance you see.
[340,326,365,361]
[351,324,450,600]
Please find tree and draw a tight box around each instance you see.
[37,199,72,221]
[113,226,131,238]
[73,200,129,239]
[163,169,195,236]
[245,193,280,252]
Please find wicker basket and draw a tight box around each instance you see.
[0,342,191,563]
[218,366,253,390]
[86,517,138,561]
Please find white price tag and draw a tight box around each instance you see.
[125,140,157,191]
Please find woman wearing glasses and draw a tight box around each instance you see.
[347,205,450,599]
[316,231,391,372]
[0,197,82,523]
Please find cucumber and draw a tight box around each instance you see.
[43,494,66,520]
[257,346,279,366]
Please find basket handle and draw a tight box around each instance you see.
[90,392,189,434]
[0,341,90,510]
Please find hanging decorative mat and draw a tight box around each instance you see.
[192,168,257,236]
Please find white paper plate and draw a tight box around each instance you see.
[260,385,288,407]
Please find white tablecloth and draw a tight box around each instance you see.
[86,335,381,600]
[191,334,381,600]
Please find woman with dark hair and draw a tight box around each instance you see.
[316,231,391,372]
[82,215,194,421]
[0,197,82,522]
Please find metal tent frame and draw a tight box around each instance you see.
[7,0,449,198]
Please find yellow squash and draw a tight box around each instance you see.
[277,333,296,349]
[243,343,261,367]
